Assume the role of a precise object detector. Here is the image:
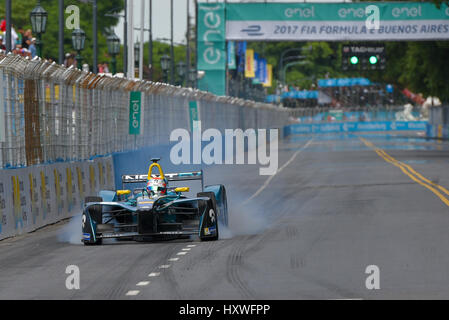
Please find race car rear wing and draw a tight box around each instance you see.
[121,170,204,190]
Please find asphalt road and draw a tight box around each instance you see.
[2,131,449,299]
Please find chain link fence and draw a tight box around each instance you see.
[0,54,291,169]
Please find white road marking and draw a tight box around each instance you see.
[182,248,191,251]
[187,244,196,248]
[168,257,180,261]
[243,139,313,204]
[125,290,140,296]
[148,272,161,277]
[159,264,171,269]
[136,281,150,286]
[177,251,188,255]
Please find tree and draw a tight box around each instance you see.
[0,0,123,70]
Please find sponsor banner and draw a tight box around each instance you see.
[226,2,449,41]
[245,48,255,78]
[263,64,273,88]
[197,3,226,96]
[197,3,226,71]
[253,53,260,84]
[252,53,261,84]
[129,91,142,135]
[237,41,246,73]
[257,58,266,84]
[0,171,10,236]
[286,121,427,135]
[188,101,201,133]
[318,78,371,87]
[227,41,236,70]
[282,90,318,100]
[0,157,115,240]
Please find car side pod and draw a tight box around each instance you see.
[197,191,220,241]
[82,196,104,245]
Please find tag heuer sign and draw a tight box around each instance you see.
[343,45,385,55]
[129,91,141,135]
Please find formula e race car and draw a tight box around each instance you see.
[81,158,228,245]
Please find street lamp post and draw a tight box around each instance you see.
[149,0,153,81]
[134,42,140,67]
[105,7,126,76]
[170,0,174,85]
[282,60,311,85]
[160,54,171,83]
[278,46,312,85]
[72,28,86,70]
[30,1,48,58]
[93,0,98,73]
[177,61,186,86]
[134,42,140,78]
[188,68,197,89]
[107,33,120,75]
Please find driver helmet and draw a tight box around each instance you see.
[146,177,167,196]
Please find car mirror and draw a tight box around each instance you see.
[175,187,189,193]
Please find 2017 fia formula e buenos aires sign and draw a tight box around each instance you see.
[226,2,449,41]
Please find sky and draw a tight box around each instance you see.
[114,0,351,45]
[114,0,193,45]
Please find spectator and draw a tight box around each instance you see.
[28,38,36,58]
[103,62,109,73]
[0,36,5,51]
[64,53,70,67]
[64,53,76,67]
[10,24,18,50]
[22,29,32,49]
[17,27,24,47]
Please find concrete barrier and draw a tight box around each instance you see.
[0,156,115,240]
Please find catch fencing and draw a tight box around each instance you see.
[0,53,290,240]
[0,53,290,169]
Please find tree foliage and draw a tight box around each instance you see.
[0,0,123,69]
[0,0,191,78]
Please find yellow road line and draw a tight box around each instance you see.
[360,137,449,207]
[376,148,449,198]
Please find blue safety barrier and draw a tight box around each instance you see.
[426,123,449,139]
[318,77,372,87]
[266,90,318,103]
[284,121,427,136]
